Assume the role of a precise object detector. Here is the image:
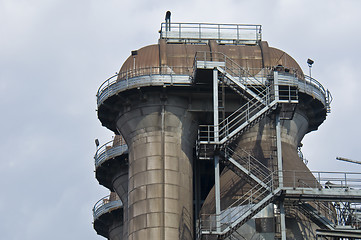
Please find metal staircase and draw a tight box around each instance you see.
[192,52,346,240]
[195,52,283,151]
[221,147,271,191]
[201,172,280,239]
[194,52,298,239]
[198,146,277,239]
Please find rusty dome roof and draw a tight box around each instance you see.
[119,40,303,77]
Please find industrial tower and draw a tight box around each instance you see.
[92,18,361,240]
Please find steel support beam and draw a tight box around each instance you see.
[213,68,221,232]
[213,68,219,142]
[274,71,286,240]
[214,155,221,232]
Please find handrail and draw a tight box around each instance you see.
[200,172,275,233]
[96,66,192,106]
[200,170,361,234]
[194,51,269,90]
[194,51,330,110]
[94,140,128,168]
[303,75,332,112]
[93,195,123,220]
[160,22,262,43]
[224,147,270,181]
[198,95,276,144]
[282,170,361,190]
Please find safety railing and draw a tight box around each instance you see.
[93,195,123,220]
[200,170,361,237]
[198,91,276,144]
[160,22,262,44]
[194,51,330,111]
[197,73,329,146]
[224,147,271,182]
[194,51,269,98]
[303,75,332,112]
[200,172,275,233]
[94,140,128,168]
[282,170,361,190]
[96,66,192,106]
[200,170,361,236]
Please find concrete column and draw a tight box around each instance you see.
[116,93,197,240]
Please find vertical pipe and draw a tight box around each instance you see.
[274,71,286,239]
[213,69,219,142]
[161,104,165,240]
[276,113,286,239]
[275,94,282,186]
[214,155,221,232]
[274,71,279,102]
[213,68,221,232]
[280,203,287,240]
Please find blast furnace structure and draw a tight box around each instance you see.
[92,19,361,240]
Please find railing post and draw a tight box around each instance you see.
[208,126,211,142]
[126,71,129,88]
[276,113,283,188]
[318,172,321,187]
[214,154,221,233]
[198,23,201,40]
[213,69,219,143]
[274,71,279,102]
[178,23,182,38]
[237,25,239,42]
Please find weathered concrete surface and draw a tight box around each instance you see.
[116,93,198,240]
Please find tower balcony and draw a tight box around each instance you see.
[94,138,128,190]
[96,67,193,107]
[93,195,123,238]
[94,139,128,168]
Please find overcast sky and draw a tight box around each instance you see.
[1,0,361,239]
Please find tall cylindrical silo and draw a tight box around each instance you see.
[95,20,331,240]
